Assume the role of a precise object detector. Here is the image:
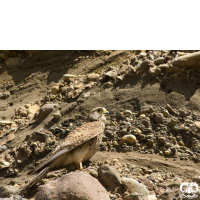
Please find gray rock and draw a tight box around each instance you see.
[171,51,200,69]
[122,177,149,197]
[98,164,122,191]
[35,171,110,200]
[63,74,76,82]
[0,145,7,151]
[34,104,58,121]
[0,185,20,198]
[105,70,117,79]
[154,57,165,66]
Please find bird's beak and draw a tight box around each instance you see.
[103,110,109,116]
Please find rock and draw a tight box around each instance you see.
[53,111,62,119]
[122,177,149,197]
[162,110,169,118]
[124,110,133,115]
[154,113,164,123]
[105,70,117,79]
[158,137,166,144]
[118,64,130,75]
[35,171,110,200]
[137,59,152,72]
[157,189,180,200]
[51,86,59,94]
[63,74,76,82]
[86,168,98,178]
[61,86,68,93]
[146,140,154,146]
[27,104,40,115]
[87,74,100,81]
[34,104,58,121]
[166,104,175,114]
[140,106,155,114]
[154,57,165,66]
[148,194,157,200]
[122,135,137,144]
[83,92,90,98]
[179,110,186,118]
[142,119,150,128]
[158,64,168,70]
[0,185,20,198]
[171,51,200,69]
[0,53,9,59]
[97,164,122,191]
[148,66,157,75]
[5,57,22,66]
[167,118,176,127]
[0,145,7,151]
[139,52,147,58]
[136,178,155,191]
[194,121,200,129]
[0,91,10,100]
[164,149,171,155]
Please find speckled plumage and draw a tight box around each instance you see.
[24,107,109,190]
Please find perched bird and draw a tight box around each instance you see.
[24,107,109,189]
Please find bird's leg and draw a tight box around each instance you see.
[76,162,83,170]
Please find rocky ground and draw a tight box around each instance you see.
[1,50,200,200]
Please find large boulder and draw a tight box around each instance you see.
[35,171,110,200]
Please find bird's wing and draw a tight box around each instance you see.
[32,121,103,174]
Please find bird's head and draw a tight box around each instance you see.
[87,107,109,122]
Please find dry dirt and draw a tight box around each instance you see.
[1,50,200,199]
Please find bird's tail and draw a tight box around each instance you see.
[23,166,50,191]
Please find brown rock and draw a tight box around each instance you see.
[166,104,175,114]
[154,113,164,123]
[98,164,122,192]
[5,57,22,66]
[35,171,110,200]
[194,121,200,129]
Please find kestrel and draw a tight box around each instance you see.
[24,107,109,189]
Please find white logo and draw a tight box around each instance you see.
[180,182,198,199]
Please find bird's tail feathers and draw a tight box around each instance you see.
[23,166,50,191]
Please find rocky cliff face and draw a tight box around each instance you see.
[1,50,200,200]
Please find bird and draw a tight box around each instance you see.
[24,107,109,190]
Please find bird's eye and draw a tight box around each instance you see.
[97,108,102,113]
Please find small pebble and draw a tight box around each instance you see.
[51,86,59,94]
[122,135,137,144]
[87,74,100,81]
[63,74,76,81]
